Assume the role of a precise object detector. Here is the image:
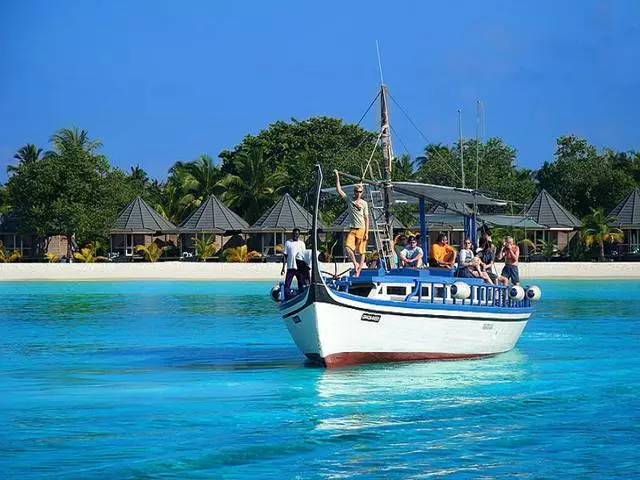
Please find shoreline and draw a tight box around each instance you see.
[1,262,640,281]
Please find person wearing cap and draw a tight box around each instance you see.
[334,170,369,277]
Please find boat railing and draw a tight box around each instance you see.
[403,279,531,309]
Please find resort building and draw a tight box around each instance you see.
[248,193,321,257]
[524,189,582,252]
[0,212,37,258]
[608,188,640,258]
[108,197,179,259]
[179,194,250,257]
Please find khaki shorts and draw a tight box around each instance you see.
[345,228,366,255]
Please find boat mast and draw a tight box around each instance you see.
[380,84,393,235]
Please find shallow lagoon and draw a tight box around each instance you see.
[2,280,639,478]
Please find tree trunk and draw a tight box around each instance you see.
[599,241,605,262]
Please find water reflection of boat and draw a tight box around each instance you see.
[315,349,528,401]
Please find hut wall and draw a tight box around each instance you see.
[46,235,69,258]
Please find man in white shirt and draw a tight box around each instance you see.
[399,236,424,268]
[281,228,307,299]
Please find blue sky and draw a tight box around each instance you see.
[1,0,639,183]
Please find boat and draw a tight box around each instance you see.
[271,85,541,368]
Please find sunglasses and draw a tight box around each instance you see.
[354,190,363,194]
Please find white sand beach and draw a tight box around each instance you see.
[1,262,639,281]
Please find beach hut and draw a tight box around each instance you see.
[179,194,250,255]
[608,188,640,258]
[249,193,321,256]
[108,197,179,259]
[524,189,581,250]
[0,212,37,259]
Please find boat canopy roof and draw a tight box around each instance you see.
[322,182,508,207]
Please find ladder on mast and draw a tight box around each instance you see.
[369,187,395,271]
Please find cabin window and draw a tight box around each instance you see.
[387,286,407,296]
[349,283,376,298]
[421,286,430,297]
[434,287,445,298]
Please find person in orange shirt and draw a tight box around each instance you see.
[429,233,457,269]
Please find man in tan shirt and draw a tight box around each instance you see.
[334,170,369,276]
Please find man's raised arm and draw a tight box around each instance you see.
[334,170,346,199]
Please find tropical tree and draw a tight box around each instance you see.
[318,234,338,262]
[135,242,167,262]
[192,235,218,262]
[7,127,136,257]
[581,208,624,261]
[217,148,288,223]
[73,243,106,263]
[0,184,9,214]
[535,239,558,260]
[0,241,22,263]
[392,154,415,181]
[490,227,535,249]
[223,245,261,262]
[155,167,198,224]
[7,144,43,174]
[180,155,223,201]
[44,252,61,263]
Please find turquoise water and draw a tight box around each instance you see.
[2,280,639,479]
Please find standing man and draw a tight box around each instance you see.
[497,235,520,285]
[281,228,306,299]
[334,170,369,276]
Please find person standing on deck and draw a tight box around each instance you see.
[334,170,369,276]
[497,235,520,285]
[281,228,306,299]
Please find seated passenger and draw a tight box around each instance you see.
[429,233,457,269]
[456,238,476,278]
[477,235,508,286]
[399,236,423,268]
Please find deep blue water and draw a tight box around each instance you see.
[1,279,639,479]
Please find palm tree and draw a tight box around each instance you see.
[392,154,415,181]
[192,235,218,262]
[50,127,102,155]
[223,245,261,262]
[181,155,223,201]
[7,144,43,173]
[156,167,198,224]
[217,148,288,223]
[73,244,105,263]
[0,242,22,263]
[581,208,624,261]
[491,227,535,249]
[135,243,167,262]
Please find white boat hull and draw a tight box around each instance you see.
[280,286,530,367]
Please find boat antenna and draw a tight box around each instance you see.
[376,40,384,85]
[458,109,465,189]
[475,100,481,190]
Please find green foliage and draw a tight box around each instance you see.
[0,241,22,263]
[536,239,558,260]
[491,227,536,249]
[0,184,9,214]
[537,136,637,217]
[415,138,537,205]
[73,243,106,263]
[223,245,261,262]
[135,242,167,262]
[318,234,338,262]
[45,252,60,263]
[219,116,380,214]
[217,148,288,223]
[192,235,218,262]
[392,154,415,181]
[7,128,137,246]
[155,166,198,224]
[7,144,43,174]
[581,208,624,261]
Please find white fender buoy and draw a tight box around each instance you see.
[509,285,525,301]
[526,285,542,301]
[451,282,471,300]
[270,284,281,302]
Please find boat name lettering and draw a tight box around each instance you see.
[482,323,493,330]
[361,313,381,323]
